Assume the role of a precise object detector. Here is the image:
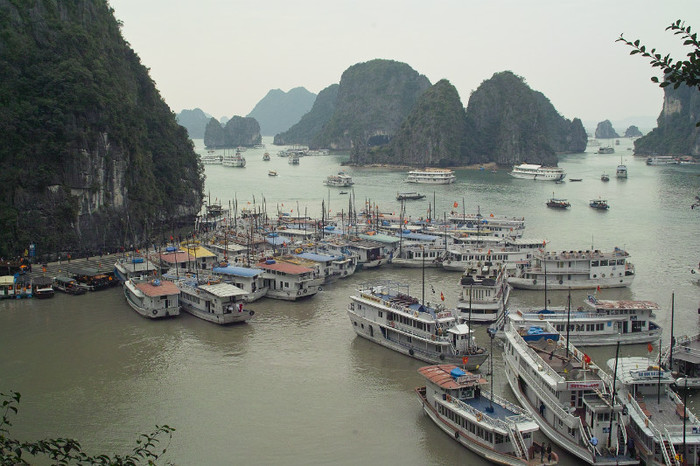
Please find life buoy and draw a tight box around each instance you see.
[152,309,158,315]
[439,354,445,361]
[454,431,459,439]
[559,279,563,285]
[539,314,544,320]
[249,310,255,316]
[547,339,554,346]
[476,413,483,422]
[409,349,415,356]
[533,279,537,285]
[318,287,323,291]
[446,394,452,402]
[297,290,302,296]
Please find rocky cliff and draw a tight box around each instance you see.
[313,59,431,150]
[624,126,643,138]
[176,108,211,139]
[0,0,204,258]
[595,120,620,139]
[358,80,468,166]
[634,84,700,156]
[274,84,339,146]
[464,71,586,166]
[204,116,262,148]
[247,87,316,136]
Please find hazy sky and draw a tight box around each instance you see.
[109,0,698,129]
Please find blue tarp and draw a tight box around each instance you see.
[212,266,263,277]
[450,367,467,378]
[266,235,291,246]
[295,252,340,263]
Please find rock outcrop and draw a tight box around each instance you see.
[176,108,210,139]
[624,126,643,138]
[0,0,204,258]
[595,120,620,139]
[204,116,262,148]
[247,87,316,136]
[634,84,700,156]
[274,84,339,146]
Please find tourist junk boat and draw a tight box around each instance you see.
[546,197,571,209]
[616,158,628,179]
[415,364,551,465]
[32,276,55,299]
[52,276,86,295]
[114,256,158,282]
[508,247,635,290]
[222,151,246,167]
[442,238,545,272]
[123,277,180,319]
[390,243,446,268]
[509,164,566,182]
[608,357,700,465]
[503,321,636,465]
[661,333,700,389]
[268,170,277,176]
[646,155,678,166]
[456,263,511,323]
[255,259,322,300]
[262,152,270,161]
[324,172,354,187]
[601,173,610,182]
[211,265,268,302]
[590,199,610,210]
[396,192,426,201]
[176,278,254,324]
[502,295,662,346]
[346,280,489,371]
[406,168,456,184]
[598,146,615,154]
[288,153,300,165]
[200,152,222,164]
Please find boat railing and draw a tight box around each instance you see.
[662,427,681,466]
[449,397,512,433]
[483,390,530,418]
[511,332,563,386]
[577,415,600,460]
[617,411,628,457]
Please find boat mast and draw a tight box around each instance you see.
[669,291,675,372]
[543,261,548,310]
[468,283,473,350]
[607,336,621,450]
[566,288,571,358]
[421,244,425,306]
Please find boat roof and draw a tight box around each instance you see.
[401,232,440,242]
[585,296,660,311]
[418,364,486,389]
[256,260,314,275]
[295,252,340,263]
[539,247,628,260]
[0,275,15,285]
[182,245,217,258]
[33,276,53,286]
[159,250,194,264]
[607,357,674,385]
[266,235,292,246]
[197,282,247,298]
[212,266,263,277]
[358,233,400,244]
[134,279,180,297]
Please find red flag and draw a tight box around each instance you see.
[596,285,601,292]
[583,354,591,364]
[648,343,654,353]
[462,356,469,365]
[453,201,459,208]
[440,292,445,301]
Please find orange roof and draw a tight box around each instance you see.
[159,251,193,264]
[256,260,314,275]
[417,364,487,389]
[135,279,180,297]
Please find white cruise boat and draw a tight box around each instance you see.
[324,172,354,187]
[406,168,456,184]
[114,256,159,282]
[200,153,222,164]
[391,243,446,268]
[294,251,357,281]
[255,259,322,300]
[347,280,489,371]
[456,263,511,323]
[176,279,254,324]
[319,238,391,269]
[662,333,700,389]
[503,321,637,465]
[509,164,566,182]
[616,159,628,179]
[508,247,635,290]
[123,278,180,319]
[446,212,526,237]
[211,265,268,302]
[442,242,541,272]
[501,295,662,346]
[415,364,549,465]
[288,154,300,165]
[609,357,700,465]
[646,155,678,165]
[222,151,246,167]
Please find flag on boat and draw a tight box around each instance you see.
[453,201,458,208]
[440,292,445,301]
[583,354,591,364]
[648,343,654,353]
[462,356,469,365]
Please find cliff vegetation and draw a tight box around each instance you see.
[274,84,339,146]
[204,116,262,148]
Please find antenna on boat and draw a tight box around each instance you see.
[468,283,473,350]
[608,335,621,450]
[421,244,425,306]
[657,334,663,405]
[669,291,675,372]
[486,329,495,413]
[566,288,571,358]
[543,261,548,310]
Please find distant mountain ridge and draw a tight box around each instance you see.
[274,84,339,146]
[176,108,211,139]
[247,87,316,136]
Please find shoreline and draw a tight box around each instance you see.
[344,162,501,170]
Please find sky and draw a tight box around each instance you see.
[109,0,699,132]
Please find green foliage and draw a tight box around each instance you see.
[1,391,175,465]
[618,20,700,126]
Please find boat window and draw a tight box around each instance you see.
[600,260,609,266]
[617,259,625,265]
[591,260,599,267]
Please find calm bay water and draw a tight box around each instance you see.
[2,137,700,465]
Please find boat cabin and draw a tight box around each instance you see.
[72,267,114,291]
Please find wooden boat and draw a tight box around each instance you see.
[546,197,570,209]
[396,192,426,200]
[52,276,86,295]
[32,276,55,299]
[268,170,277,176]
[589,199,609,210]
[600,173,610,182]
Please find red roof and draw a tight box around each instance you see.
[135,280,180,297]
[417,364,486,389]
[159,251,193,264]
[256,261,313,275]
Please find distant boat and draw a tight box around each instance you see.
[262,152,270,161]
[546,196,570,209]
[616,157,628,179]
[598,146,615,154]
[339,191,348,195]
[601,173,610,182]
[268,170,277,176]
[569,178,582,182]
[509,163,566,181]
[396,192,426,201]
[589,198,609,210]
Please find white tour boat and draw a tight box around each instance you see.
[406,168,456,184]
[288,153,300,165]
[508,247,635,290]
[662,333,700,389]
[114,256,159,282]
[390,243,446,268]
[200,153,222,164]
[509,164,566,182]
[415,364,550,465]
[609,357,700,465]
[456,263,511,323]
[324,172,354,187]
[501,295,662,346]
[176,279,254,324]
[646,155,678,166]
[503,321,637,465]
[294,251,357,281]
[123,277,180,319]
[347,280,489,371]
[211,265,268,302]
[222,151,246,167]
[442,242,542,272]
[255,259,322,300]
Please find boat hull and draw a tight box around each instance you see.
[347,310,488,370]
[507,275,634,290]
[415,388,532,466]
[264,287,318,301]
[180,302,254,324]
[123,282,180,319]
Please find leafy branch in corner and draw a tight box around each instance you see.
[1,390,175,465]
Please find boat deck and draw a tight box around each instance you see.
[636,393,686,428]
[527,338,603,382]
[461,394,518,421]
[674,336,700,364]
